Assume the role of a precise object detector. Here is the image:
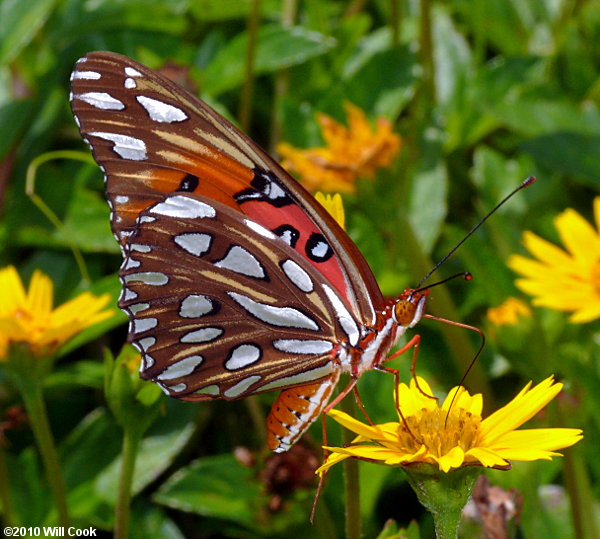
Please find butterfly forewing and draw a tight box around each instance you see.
[70,51,383,323]
[119,193,363,400]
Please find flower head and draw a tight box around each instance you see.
[0,266,112,358]
[315,192,345,229]
[317,376,582,475]
[487,297,531,326]
[278,103,401,193]
[508,197,600,323]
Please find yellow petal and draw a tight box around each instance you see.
[555,208,600,265]
[435,446,465,472]
[480,377,562,442]
[327,409,393,442]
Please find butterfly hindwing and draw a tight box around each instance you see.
[70,51,383,323]
[119,193,365,400]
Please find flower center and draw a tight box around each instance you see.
[397,407,482,457]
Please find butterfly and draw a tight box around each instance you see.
[70,51,427,452]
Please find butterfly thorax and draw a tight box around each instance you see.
[350,288,428,377]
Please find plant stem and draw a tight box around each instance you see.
[19,381,70,526]
[340,395,361,539]
[239,0,261,131]
[115,427,142,539]
[0,445,14,526]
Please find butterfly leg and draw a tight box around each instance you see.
[383,334,437,401]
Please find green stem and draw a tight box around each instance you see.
[238,0,261,131]
[555,396,599,539]
[404,465,478,539]
[0,445,15,526]
[18,380,70,526]
[418,0,435,107]
[115,427,142,539]
[339,395,361,539]
[269,0,298,153]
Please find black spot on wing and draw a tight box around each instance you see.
[177,173,199,192]
[272,224,300,248]
[234,168,294,208]
[306,232,333,262]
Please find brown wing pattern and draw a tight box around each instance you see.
[70,51,384,323]
[119,193,364,400]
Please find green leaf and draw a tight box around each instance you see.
[0,0,55,64]
[188,0,282,21]
[154,454,262,526]
[521,133,600,189]
[343,44,418,119]
[0,100,34,158]
[203,24,336,95]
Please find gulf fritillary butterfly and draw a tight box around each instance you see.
[70,51,428,452]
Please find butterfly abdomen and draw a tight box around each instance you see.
[267,373,341,453]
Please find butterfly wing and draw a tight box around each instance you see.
[70,51,383,323]
[119,193,364,400]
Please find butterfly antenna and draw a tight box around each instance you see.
[417,176,536,289]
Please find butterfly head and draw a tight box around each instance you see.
[392,289,428,328]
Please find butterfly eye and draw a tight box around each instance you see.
[393,292,427,327]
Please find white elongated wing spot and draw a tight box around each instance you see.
[228,292,319,331]
[323,284,360,346]
[179,294,217,318]
[123,272,169,286]
[124,66,142,77]
[136,95,188,123]
[244,219,276,239]
[121,288,138,301]
[223,375,262,398]
[77,92,124,110]
[157,355,204,380]
[71,70,101,80]
[180,327,223,343]
[127,302,150,315]
[272,339,333,355]
[281,259,313,293]
[137,336,156,352]
[124,78,136,89]
[169,383,187,392]
[260,364,335,392]
[224,344,262,371]
[174,233,212,256]
[150,195,216,219]
[88,132,147,160]
[129,244,152,253]
[194,385,220,397]
[215,246,265,279]
[133,318,158,334]
[123,257,141,270]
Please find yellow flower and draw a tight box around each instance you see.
[314,192,345,229]
[0,266,112,358]
[317,376,582,475]
[487,297,531,326]
[278,103,401,193]
[508,197,600,323]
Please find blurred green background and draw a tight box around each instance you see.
[0,0,598,537]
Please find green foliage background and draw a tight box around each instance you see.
[0,0,598,537]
